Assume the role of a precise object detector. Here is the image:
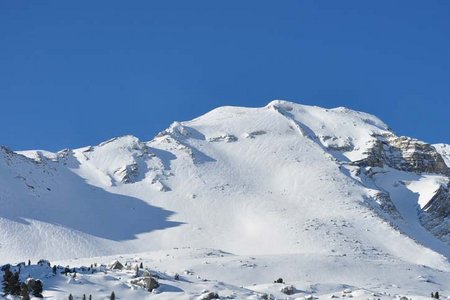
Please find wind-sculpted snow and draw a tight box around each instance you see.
[2,100,450,276]
[0,146,181,261]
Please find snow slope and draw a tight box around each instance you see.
[8,247,450,300]
[435,143,450,167]
[1,100,450,274]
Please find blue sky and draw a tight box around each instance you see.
[1,1,449,151]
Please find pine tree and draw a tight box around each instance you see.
[9,271,21,296]
[20,283,30,300]
[28,260,31,266]
[68,293,73,300]
[110,291,116,300]
[52,265,57,274]
[139,262,143,269]
[436,292,440,299]
[31,279,43,298]
[2,266,13,295]
[89,294,92,300]
[82,294,86,300]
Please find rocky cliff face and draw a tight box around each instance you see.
[420,184,450,243]
[348,133,450,245]
[355,134,449,175]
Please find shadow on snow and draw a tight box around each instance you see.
[0,161,182,241]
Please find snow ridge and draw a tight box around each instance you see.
[1,100,450,271]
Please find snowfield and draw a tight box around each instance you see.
[1,100,450,299]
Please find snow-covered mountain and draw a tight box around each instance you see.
[2,100,450,268]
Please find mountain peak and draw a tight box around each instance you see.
[1,100,450,272]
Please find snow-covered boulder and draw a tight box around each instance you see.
[130,276,159,292]
[198,291,220,300]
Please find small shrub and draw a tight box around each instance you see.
[37,259,50,267]
[31,279,43,298]
[274,278,284,284]
[20,283,30,300]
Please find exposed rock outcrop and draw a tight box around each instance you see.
[420,184,450,243]
[355,134,449,175]
[370,191,401,219]
[109,260,124,270]
[350,134,450,244]
[208,134,238,143]
[114,163,139,184]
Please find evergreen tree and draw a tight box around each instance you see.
[139,262,143,269]
[89,294,92,300]
[436,292,440,299]
[31,279,43,298]
[110,291,116,300]
[52,265,57,274]
[20,283,30,300]
[83,294,86,300]
[68,293,73,300]
[2,266,13,295]
[28,260,31,266]
[9,271,21,296]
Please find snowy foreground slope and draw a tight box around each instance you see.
[2,100,450,299]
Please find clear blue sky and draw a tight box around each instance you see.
[1,1,449,151]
